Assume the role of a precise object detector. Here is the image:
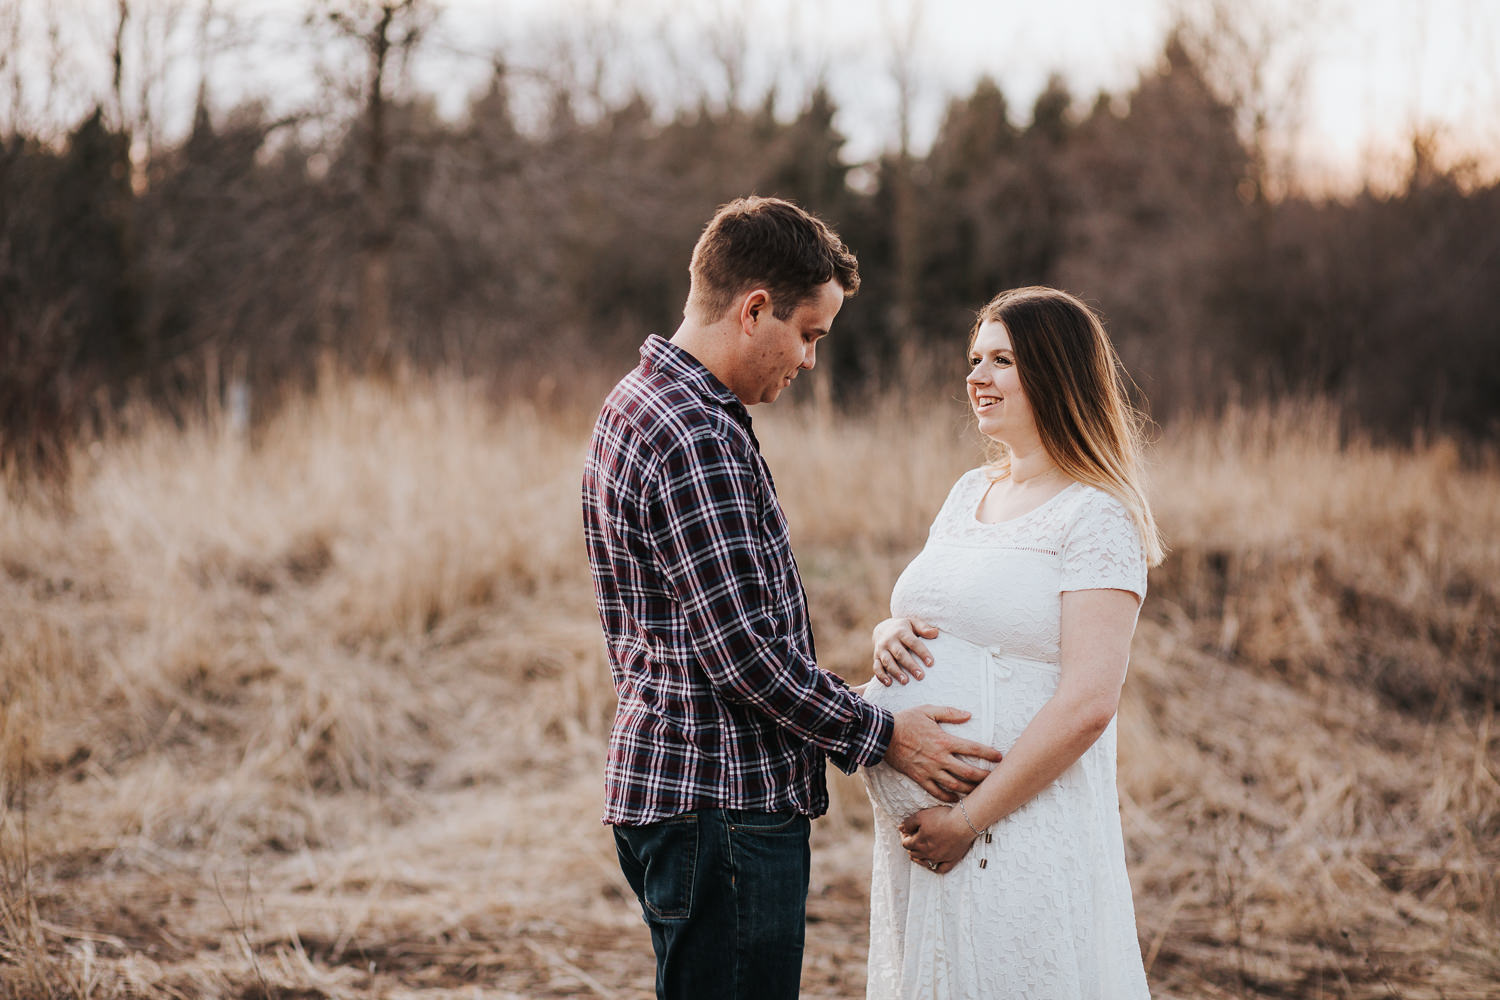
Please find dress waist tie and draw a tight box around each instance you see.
[964,645,1056,869]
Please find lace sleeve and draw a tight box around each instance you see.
[1059,488,1148,600]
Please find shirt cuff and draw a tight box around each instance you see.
[826,702,895,775]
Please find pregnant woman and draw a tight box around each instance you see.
[860,286,1166,999]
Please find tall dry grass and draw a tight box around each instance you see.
[1,372,1496,998]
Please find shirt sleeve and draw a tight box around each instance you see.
[1059,488,1149,600]
[645,428,894,771]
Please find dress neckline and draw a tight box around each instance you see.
[970,476,1081,527]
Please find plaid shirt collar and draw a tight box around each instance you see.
[640,335,754,434]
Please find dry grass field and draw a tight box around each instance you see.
[1,372,1496,999]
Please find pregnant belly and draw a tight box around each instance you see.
[859,632,1004,822]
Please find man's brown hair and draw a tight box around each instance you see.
[686,196,860,323]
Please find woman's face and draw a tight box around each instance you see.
[967,319,1035,444]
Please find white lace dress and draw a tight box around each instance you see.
[860,469,1150,1000]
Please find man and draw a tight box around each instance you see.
[581,196,1000,999]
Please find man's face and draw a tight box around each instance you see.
[736,280,844,405]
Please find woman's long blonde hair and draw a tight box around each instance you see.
[970,286,1165,566]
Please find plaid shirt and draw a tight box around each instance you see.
[583,335,895,826]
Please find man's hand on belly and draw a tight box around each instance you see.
[884,706,1004,801]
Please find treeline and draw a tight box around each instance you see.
[3,24,1498,479]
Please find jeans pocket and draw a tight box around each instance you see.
[725,808,805,834]
[617,814,700,921]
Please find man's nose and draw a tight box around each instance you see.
[801,343,817,370]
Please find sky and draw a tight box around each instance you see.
[6,0,1498,190]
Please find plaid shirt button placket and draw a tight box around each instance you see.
[583,336,895,827]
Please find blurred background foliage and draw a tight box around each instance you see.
[2,0,1497,483]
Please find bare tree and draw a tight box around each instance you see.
[881,0,926,341]
[1168,0,1324,202]
[0,1,29,136]
[311,0,435,374]
[109,0,129,129]
[95,0,198,175]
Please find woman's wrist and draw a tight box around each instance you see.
[956,797,985,839]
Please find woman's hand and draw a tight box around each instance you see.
[872,616,939,685]
[899,804,977,873]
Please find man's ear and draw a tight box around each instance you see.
[738,288,772,333]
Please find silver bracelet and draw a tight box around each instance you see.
[956,797,983,838]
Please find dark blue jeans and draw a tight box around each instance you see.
[613,808,812,1000]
